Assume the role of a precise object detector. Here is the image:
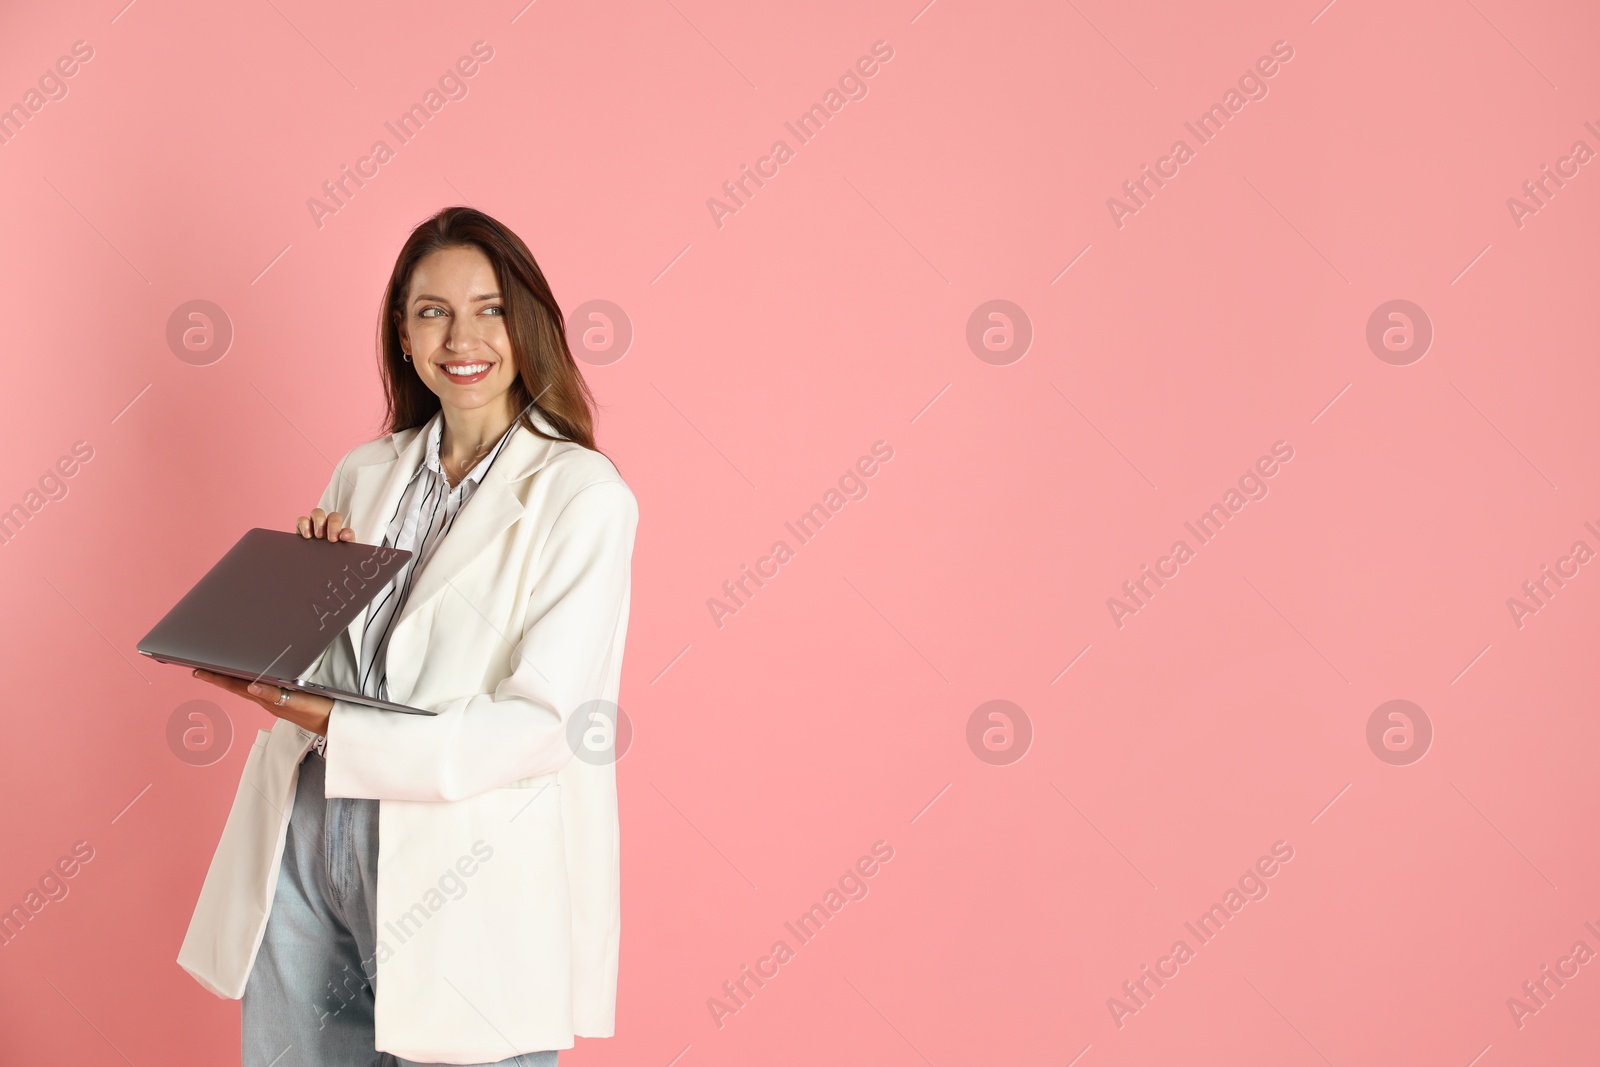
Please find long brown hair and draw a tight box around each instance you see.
[377,206,604,457]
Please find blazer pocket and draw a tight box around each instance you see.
[478,781,571,936]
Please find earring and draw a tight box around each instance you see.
[402,351,412,363]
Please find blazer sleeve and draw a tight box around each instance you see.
[319,478,639,802]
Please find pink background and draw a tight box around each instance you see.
[1,0,1597,1064]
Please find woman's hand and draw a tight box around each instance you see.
[192,668,334,737]
[298,507,356,541]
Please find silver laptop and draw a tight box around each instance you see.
[137,527,437,715]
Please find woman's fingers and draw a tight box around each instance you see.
[192,668,232,691]
[192,668,264,704]
[299,508,354,540]
[298,510,355,540]
[191,669,333,735]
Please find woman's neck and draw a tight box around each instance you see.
[439,397,517,468]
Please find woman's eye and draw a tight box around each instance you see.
[419,307,441,317]
[483,306,504,316]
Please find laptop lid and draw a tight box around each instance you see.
[137,528,412,683]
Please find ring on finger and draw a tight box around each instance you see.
[274,686,291,706]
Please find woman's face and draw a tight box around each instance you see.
[398,245,519,416]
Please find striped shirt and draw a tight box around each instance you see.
[311,407,525,757]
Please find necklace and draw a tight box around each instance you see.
[441,439,494,487]
[440,409,524,486]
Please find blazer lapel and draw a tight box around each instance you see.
[389,409,566,645]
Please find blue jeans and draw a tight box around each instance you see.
[242,751,558,1067]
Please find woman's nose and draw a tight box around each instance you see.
[446,315,482,350]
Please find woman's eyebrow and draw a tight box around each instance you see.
[411,292,503,303]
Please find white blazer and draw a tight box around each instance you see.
[177,406,638,1063]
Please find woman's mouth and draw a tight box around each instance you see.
[440,360,492,384]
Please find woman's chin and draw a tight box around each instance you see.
[431,382,514,408]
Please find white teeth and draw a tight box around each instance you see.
[444,363,490,375]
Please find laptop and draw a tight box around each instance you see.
[137,527,438,715]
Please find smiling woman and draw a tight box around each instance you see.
[377,208,602,459]
[180,206,637,1067]
[398,244,524,478]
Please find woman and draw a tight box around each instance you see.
[178,207,638,1066]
